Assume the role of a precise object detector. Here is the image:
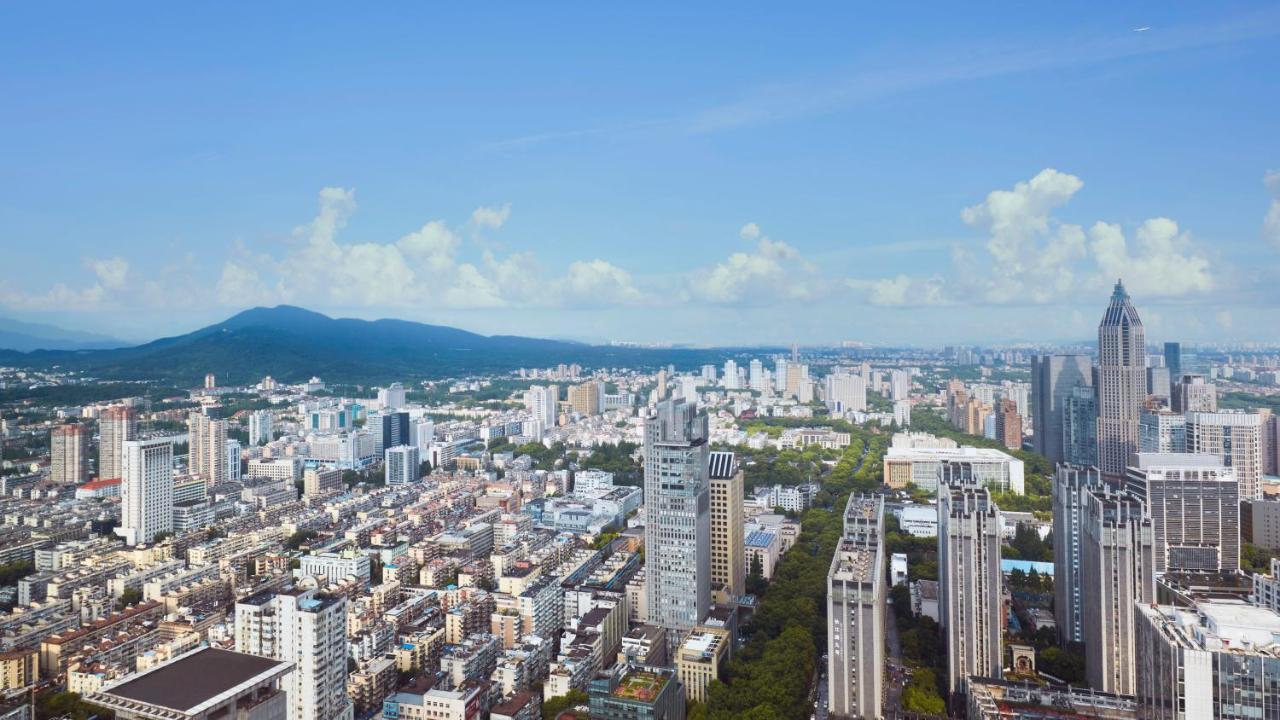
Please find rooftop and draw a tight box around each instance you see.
[612,669,670,702]
[97,648,289,714]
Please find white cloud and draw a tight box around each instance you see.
[739,222,761,241]
[471,204,512,230]
[1088,218,1213,297]
[690,226,821,305]
[855,274,950,307]
[553,260,644,306]
[1265,170,1280,248]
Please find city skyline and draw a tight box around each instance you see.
[2,5,1279,344]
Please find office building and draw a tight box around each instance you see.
[938,486,1003,703]
[1081,487,1154,695]
[828,495,885,720]
[235,589,353,720]
[87,647,291,720]
[384,445,419,486]
[644,399,711,652]
[568,382,601,417]
[1187,411,1264,500]
[1125,453,1239,574]
[1052,465,1100,645]
[1173,374,1217,413]
[248,410,273,447]
[226,440,242,482]
[1062,386,1099,467]
[1031,354,1092,466]
[587,665,684,720]
[825,373,867,414]
[1146,366,1172,403]
[675,628,729,704]
[882,446,1024,494]
[98,405,138,480]
[707,451,744,599]
[116,439,174,546]
[303,467,343,497]
[1135,601,1280,720]
[1096,280,1147,481]
[1163,342,1182,382]
[188,412,228,485]
[377,382,406,411]
[378,411,410,453]
[1139,410,1186,453]
[994,399,1022,451]
[50,424,88,486]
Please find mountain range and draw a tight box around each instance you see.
[0,317,127,352]
[0,306,729,385]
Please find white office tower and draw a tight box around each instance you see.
[384,445,419,486]
[1081,488,1154,695]
[1187,410,1264,500]
[412,418,435,449]
[226,439,242,481]
[525,385,558,428]
[98,405,138,480]
[377,382,406,410]
[828,494,886,720]
[825,373,867,415]
[749,359,765,391]
[644,398,711,653]
[116,438,173,545]
[889,369,910,401]
[1135,601,1280,720]
[1139,410,1186,453]
[1052,465,1099,646]
[680,375,699,401]
[236,589,353,720]
[1096,280,1147,481]
[249,409,274,446]
[938,486,1003,704]
[722,360,739,389]
[1125,453,1239,574]
[188,411,228,485]
[1173,374,1218,413]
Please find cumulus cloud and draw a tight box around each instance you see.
[1088,218,1213,297]
[471,204,512,230]
[854,274,950,307]
[689,226,821,304]
[0,256,133,311]
[553,260,645,305]
[1266,170,1280,248]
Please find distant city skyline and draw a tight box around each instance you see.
[2,4,1278,344]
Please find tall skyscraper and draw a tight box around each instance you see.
[938,486,1003,704]
[1062,386,1098,467]
[707,451,744,600]
[644,398,711,652]
[889,369,910,401]
[1187,411,1264,500]
[384,444,419,486]
[722,360,739,390]
[50,423,88,485]
[1125,453,1239,574]
[236,589,353,720]
[748,359,764,392]
[1163,342,1182,382]
[1081,487,1154,695]
[1052,464,1100,645]
[188,411,228,485]
[98,405,137,480]
[1031,354,1092,466]
[525,385,559,428]
[116,438,173,546]
[828,494,885,720]
[1096,280,1147,481]
[249,409,274,446]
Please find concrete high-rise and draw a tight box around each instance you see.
[525,384,559,428]
[188,412,228,485]
[1139,410,1186,453]
[828,495,885,720]
[567,382,601,417]
[1172,374,1217,413]
[707,451,744,600]
[384,445,419,486]
[825,372,867,415]
[117,438,174,546]
[1052,465,1100,646]
[1187,410,1264,500]
[994,399,1022,451]
[248,409,274,447]
[50,423,89,486]
[1125,453,1239,574]
[644,398,711,653]
[1080,487,1154,695]
[236,588,353,720]
[1096,280,1147,481]
[98,405,137,480]
[938,486,1002,704]
[1062,386,1098,467]
[1031,354,1092,466]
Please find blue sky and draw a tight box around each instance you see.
[2,3,1278,346]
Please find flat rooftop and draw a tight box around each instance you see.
[100,648,289,714]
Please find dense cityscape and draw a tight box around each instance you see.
[0,281,1277,720]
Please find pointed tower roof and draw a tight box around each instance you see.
[1101,278,1142,327]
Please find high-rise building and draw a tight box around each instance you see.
[1163,342,1182,383]
[377,382,406,410]
[828,495,886,720]
[385,445,419,486]
[1135,601,1280,720]
[98,405,138,480]
[825,373,867,415]
[1125,453,1239,574]
[1052,465,1100,646]
[707,451,744,599]
[1264,411,1280,477]
[1187,410,1264,500]
[226,439,242,481]
[722,360,739,390]
[994,399,1022,451]
[889,369,910,401]
[188,412,228,485]
[378,411,410,453]
[1031,354,1092,466]
[774,359,789,394]
[1080,487,1154,695]
[248,410,274,446]
[1096,280,1147,481]
[1062,385,1098,467]
[1139,410,1187,453]
[524,385,558,428]
[938,486,1003,704]
[748,359,765,392]
[204,373,217,389]
[655,370,668,401]
[235,589,353,720]
[568,382,601,417]
[588,664,684,720]
[1146,366,1172,403]
[644,399,711,653]
[1172,374,1217,413]
[116,438,174,546]
[50,424,88,485]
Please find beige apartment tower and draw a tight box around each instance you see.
[51,423,89,485]
[98,405,138,480]
[707,451,745,599]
